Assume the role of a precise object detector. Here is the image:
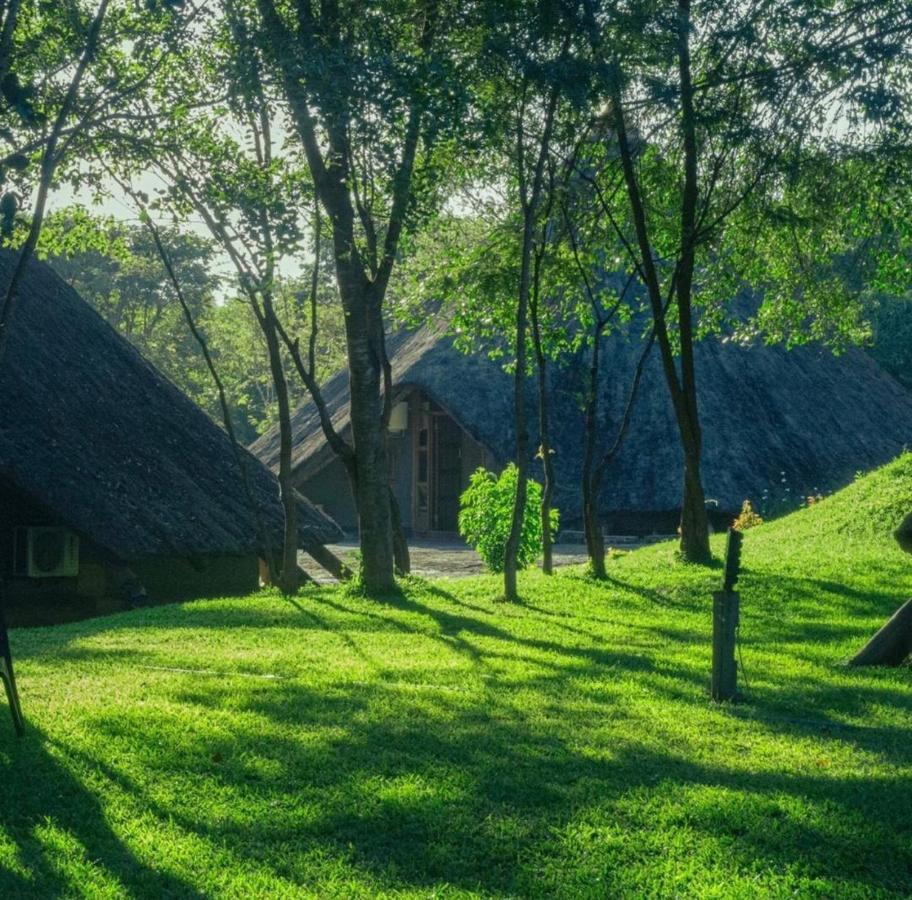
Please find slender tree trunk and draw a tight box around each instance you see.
[389,487,411,576]
[503,209,536,602]
[537,372,555,575]
[138,203,277,581]
[612,71,711,564]
[504,88,559,602]
[673,0,711,563]
[582,323,606,578]
[530,282,554,575]
[261,304,298,594]
[0,0,109,366]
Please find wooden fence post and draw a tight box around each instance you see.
[712,528,743,703]
[712,589,739,702]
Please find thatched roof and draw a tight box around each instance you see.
[0,250,341,561]
[252,315,912,522]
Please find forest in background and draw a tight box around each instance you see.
[37,206,912,438]
[39,210,347,443]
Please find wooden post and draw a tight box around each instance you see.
[305,543,353,582]
[712,589,739,702]
[712,528,743,702]
[848,598,912,667]
[0,604,24,736]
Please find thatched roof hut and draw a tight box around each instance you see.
[253,315,912,535]
[0,250,340,621]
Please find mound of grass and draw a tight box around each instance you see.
[0,460,910,897]
[758,450,912,544]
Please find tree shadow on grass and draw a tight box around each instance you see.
[5,575,912,894]
[72,668,912,897]
[0,723,203,898]
[333,584,662,679]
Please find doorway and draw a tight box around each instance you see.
[411,396,468,534]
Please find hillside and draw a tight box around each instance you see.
[1,459,911,897]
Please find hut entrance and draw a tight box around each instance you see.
[411,396,477,534]
[434,416,462,531]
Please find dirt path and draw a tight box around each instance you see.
[300,536,665,583]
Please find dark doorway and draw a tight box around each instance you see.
[433,415,462,531]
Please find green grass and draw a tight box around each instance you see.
[2,458,912,898]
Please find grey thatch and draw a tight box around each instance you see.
[0,250,340,561]
[253,314,912,525]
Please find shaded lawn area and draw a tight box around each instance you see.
[1,505,911,896]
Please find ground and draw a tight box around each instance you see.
[300,535,668,582]
[302,538,600,582]
[1,458,911,897]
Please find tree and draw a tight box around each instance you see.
[94,0,324,593]
[252,0,479,593]
[0,0,199,364]
[579,0,912,563]
[453,0,589,601]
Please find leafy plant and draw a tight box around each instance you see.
[458,465,558,574]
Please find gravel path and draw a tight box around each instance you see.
[300,535,668,582]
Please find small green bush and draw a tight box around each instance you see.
[458,464,559,573]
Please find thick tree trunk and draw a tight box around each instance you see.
[343,284,396,593]
[262,308,299,595]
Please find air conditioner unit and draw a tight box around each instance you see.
[27,527,79,578]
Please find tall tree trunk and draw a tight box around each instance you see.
[611,69,711,565]
[262,304,298,594]
[343,281,396,593]
[582,323,606,578]
[673,0,711,563]
[139,204,278,582]
[504,87,560,602]
[530,278,554,575]
[503,208,536,602]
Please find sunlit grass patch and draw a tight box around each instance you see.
[2,458,911,896]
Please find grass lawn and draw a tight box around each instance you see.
[2,459,912,898]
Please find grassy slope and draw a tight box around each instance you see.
[2,458,912,898]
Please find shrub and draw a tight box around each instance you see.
[733,499,764,531]
[458,464,559,573]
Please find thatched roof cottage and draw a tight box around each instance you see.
[0,251,340,624]
[252,317,912,536]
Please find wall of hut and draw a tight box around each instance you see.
[296,388,492,535]
[1,480,260,626]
